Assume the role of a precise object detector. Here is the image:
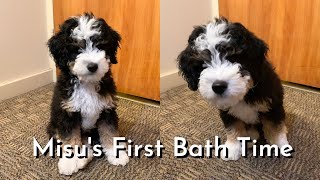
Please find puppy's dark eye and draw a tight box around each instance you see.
[221,28,230,35]
[78,39,86,49]
[199,49,212,63]
[216,43,236,55]
[90,35,109,50]
[226,46,235,53]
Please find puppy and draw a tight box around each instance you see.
[47,13,129,175]
[177,17,290,160]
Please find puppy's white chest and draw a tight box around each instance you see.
[63,83,114,130]
[228,101,270,124]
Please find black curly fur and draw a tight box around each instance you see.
[91,18,121,64]
[47,13,121,73]
[177,25,208,90]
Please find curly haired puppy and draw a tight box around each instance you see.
[177,17,290,160]
[47,13,129,175]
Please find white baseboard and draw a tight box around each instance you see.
[0,69,53,101]
[160,71,186,93]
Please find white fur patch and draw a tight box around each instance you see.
[58,148,93,175]
[72,42,110,82]
[221,140,241,161]
[199,55,251,109]
[194,20,230,52]
[104,146,129,166]
[70,15,109,83]
[62,82,115,130]
[269,127,289,148]
[228,100,270,124]
[195,20,253,110]
[58,156,79,175]
[71,15,100,40]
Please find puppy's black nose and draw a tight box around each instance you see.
[87,63,98,73]
[212,81,228,95]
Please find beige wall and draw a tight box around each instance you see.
[160,0,219,91]
[0,0,54,100]
[0,0,219,97]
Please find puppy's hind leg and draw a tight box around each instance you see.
[97,109,129,166]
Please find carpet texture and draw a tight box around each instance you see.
[160,85,320,179]
[1,83,320,179]
[0,83,160,179]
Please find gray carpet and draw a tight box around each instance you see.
[160,85,320,179]
[1,83,320,179]
[0,83,160,179]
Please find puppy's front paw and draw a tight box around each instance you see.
[58,157,80,175]
[77,149,94,170]
[221,141,241,161]
[107,151,129,166]
[269,133,289,149]
[58,149,93,175]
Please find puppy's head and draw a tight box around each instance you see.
[48,13,121,82]
[177,17,268,109]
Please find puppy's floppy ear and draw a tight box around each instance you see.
[251,35,269,60]
[93,18,121,64]
[47,18,79,72]
[235,22,269,60]
[177,26,209,91]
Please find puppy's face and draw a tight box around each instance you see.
[178,18,268,109]
[48,13,121,82]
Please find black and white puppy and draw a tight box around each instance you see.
[177,17,290,160]
[47,13,129,175]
